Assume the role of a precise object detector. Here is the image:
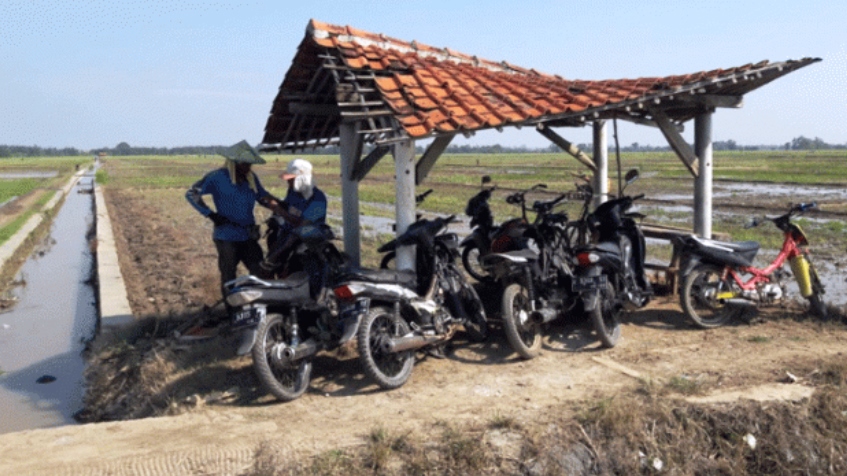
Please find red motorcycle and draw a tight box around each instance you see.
[677,202,827,328]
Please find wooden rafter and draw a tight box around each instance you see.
[536,124,597,173]
[651,109,699,177]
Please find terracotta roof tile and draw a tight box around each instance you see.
[261,19,821,149]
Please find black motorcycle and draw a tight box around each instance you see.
[480,192,576,359]
[223,224,355,402]
[333,214,488,390]
[460,180,546,282]
[571,170,651,348]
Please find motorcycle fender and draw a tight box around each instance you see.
[677,252,702,280]
[236,327,258,356]
[578,266,603,312]
[460,231,484,249]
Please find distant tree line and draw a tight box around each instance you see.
[1,135,845,158]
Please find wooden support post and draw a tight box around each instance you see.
[592,121,608,207]
[694,111,713,239]
[393,139,416,271]
[415,134,455,185]
[340,123,363,265]
[536,124,597,173]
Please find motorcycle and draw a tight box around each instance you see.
[676,202,827,327]
[460,180,546,282]
[222,224,355,402]
[480,191,577,359]
[333,214,489,390]
[571,169,651,348]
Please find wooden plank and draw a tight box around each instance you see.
[288,102,339,116]
[415,134,455,185]
[591,357,644,380]
[536,124,597,173]
[651,109,699,177]
[677,94,743,109]
[352,144,389,181]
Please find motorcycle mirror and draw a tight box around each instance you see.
[624,169,640,184]
[744,218,760,229]
[481,175,492,185]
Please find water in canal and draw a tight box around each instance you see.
[0,174,97,434]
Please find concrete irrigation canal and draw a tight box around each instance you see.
[0,171,97,434]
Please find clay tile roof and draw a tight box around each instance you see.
[261,19,821,152]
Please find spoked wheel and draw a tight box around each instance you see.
[252,313,312,402]
[461,245,491,283]
[680,265,741,329]
[358,306,415,390]
[458,279,489,342]
[502,283,542,359]
[807,261,828,318]
[590,277,622,348]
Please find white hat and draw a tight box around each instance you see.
[281,158,314,199]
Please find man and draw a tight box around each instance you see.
[186,140,279,304]
[260,158,327,275]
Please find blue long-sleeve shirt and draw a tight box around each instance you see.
[186,168,271,241]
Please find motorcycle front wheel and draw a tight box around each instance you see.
[807,261,828,318]
[252,312,312,402]
[461,244,491,283]
[358,306,415,390]
[590,277,622,348]
[680,265,741,329]
[502,283,542,359]
[458,279,489,342]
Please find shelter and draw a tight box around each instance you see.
[260,19,820,268]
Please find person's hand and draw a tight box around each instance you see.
[208,212,228,226]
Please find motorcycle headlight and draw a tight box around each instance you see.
[226,289,263,307]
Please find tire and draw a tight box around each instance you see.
[680,265,740,329]
[807,263,828,318]
[459,280,489,342]
[502,283,542,359]
[461,245,491,282]
[379,252,396,270]
[252,313,312,402]
[358,306,415,390]
[590,277,622,348]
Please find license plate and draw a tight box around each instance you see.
[232,306,264,328]
[572,274,607,292]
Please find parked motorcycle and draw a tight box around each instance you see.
[480,191,577,359]
[333,214,488,389]
[571,169,651,348]
[460,180,545,282]
[223,224,355,402]
[677,202,827,327]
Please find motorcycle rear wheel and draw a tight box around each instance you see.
[461,245,492,283]
[358,306,415,390]
[502,283,542,359]
[591,277,622,348]
[680,265,740,329]
[252,313,312,402]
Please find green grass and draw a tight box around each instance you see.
[0,178,42,203]
[0,191,57,245]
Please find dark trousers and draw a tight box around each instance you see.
[214,239,263,298]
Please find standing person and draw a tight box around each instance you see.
[184,140,279,338]
[260,158,328,276]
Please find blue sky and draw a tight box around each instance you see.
[1,0,845,150]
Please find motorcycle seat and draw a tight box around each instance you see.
[688,236,759,267]
[339,267,417,287]
[481,249,538,266]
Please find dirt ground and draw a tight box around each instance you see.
[0,186,845,475]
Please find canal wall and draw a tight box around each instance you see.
[94,183,135,336]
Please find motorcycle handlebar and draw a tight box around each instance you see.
[632,193,645,201]
[795,202,817,213]
[416,189,434,204]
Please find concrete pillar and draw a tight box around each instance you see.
[393,139,416,271]
[592,120,608,207]
[694,111,713,239]
[339,123,361,265]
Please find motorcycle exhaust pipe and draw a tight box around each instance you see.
[531,308,558,325]
[279,338,319,363]
[723,298,757,308]
[383,334,445,353]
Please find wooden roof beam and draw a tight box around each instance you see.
[536,123,597,173]
[351,144,389,181]
[676,94,743,109]
[415,134,455,185]
[651,109,699,177]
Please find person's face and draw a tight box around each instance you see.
[235,162,251,178]
[287,177,295,190]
